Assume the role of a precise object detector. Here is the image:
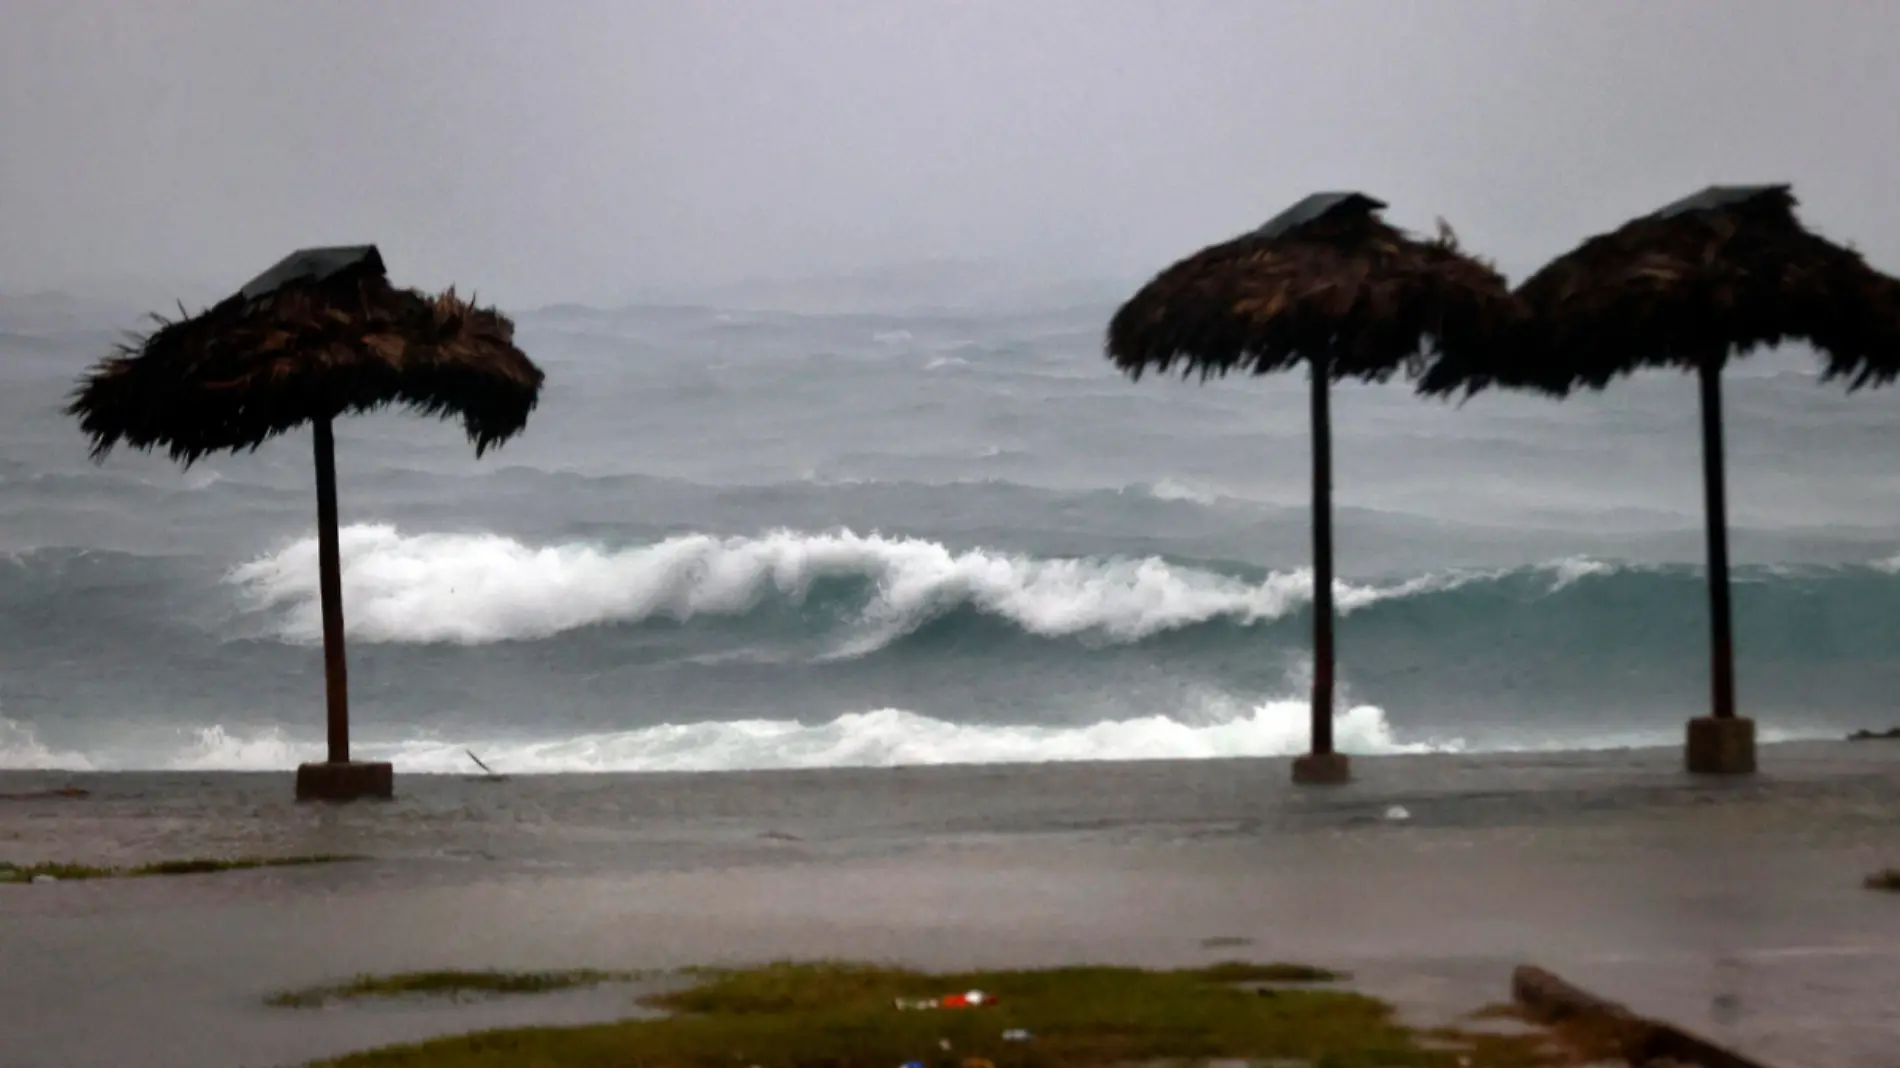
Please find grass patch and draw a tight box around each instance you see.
[0,854,355,884]
[0,861,115,883]
[1864,868,1900,891]
[301,961,1565,1068]
[269,970,640,1008]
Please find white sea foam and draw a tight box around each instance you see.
[422,702,1458,772]
[1544,555,1616,592]
[0,699,1451,773]
[2,709,1835,775]
[0,706,1837,774]
[226,525,1484,648]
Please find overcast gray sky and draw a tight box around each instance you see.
[4,0,1899,307]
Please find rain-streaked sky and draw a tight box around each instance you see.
[4,0,1898,307]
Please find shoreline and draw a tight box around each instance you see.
[0,729,1879,781]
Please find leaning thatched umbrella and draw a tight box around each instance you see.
[68,246,544,800]
[1423,185,1900,774]
[1108,193,1516,784]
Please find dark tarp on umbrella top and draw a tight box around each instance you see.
[68,246,545,772]
[1107,193,1516,772]
[1420,185,1900,762]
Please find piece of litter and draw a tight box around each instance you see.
[1002,1028,1032,1042]
[30,874,57,884]
[464,749,507,781]
[1385,805,1411,821]
[898,989,993,1010]
[938,1039,952,1051]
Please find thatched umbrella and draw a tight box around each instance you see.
[1422,185,1900,774]
[1108,193,1516,784]
[68,246,544,800]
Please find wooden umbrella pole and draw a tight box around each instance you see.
[1698,358,1737,721]
[313,416,351,763]
[1310,353,1336,755]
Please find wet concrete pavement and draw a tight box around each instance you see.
[4,744,1898,1067]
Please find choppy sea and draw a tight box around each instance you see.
[5,283,1900,773]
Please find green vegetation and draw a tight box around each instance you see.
[0,861,113,883]
[0,854,355,884]
[300,961,1572,1068]
[269,969,641,1008]
[1865,868,1900,891]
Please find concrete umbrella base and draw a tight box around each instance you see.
[1685,716,1756,775]
[295,761,394,801]
[1291,751,1352,785]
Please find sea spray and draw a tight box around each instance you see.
[0,717,95,771]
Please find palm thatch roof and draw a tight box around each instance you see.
[69,246,544,464]
[1421,185,1900,396]
[1107,192,1517,383]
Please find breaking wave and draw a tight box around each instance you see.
[225,525,1500,647]
[222,527,1900,669]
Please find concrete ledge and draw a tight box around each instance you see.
[1686,716,1756,775]
[1512,964,1772,1068]
[1291,752,1351,786]
[295,761,394,802]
